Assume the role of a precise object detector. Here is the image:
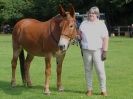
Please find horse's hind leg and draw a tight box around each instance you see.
[11,48,21,87]
[24,53,34,87]
[56,53,65,91]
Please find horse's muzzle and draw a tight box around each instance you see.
[59,45,65,51]
[58,36,69,51]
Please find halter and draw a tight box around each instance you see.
[60,19,77,40]
[49,17,77,45]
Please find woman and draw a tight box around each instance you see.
[79,6,109,96]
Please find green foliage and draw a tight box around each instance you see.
[0,0,27,25]
[110,0,132,7]
[0,0,133,26]
[96,0,133,25]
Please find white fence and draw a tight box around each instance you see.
[110,26,133,37]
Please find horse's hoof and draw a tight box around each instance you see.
[43,90,51,95]
[11,81,16,87]
[23,82,27,87]
[27,82,32,88]
[27,84,32,88]
[58,86,64,92]
[22,81,32,87]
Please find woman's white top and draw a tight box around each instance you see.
[79,20,109,50]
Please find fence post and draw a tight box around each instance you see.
[118,26,120,36]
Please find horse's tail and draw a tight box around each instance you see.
[19,49,25,82]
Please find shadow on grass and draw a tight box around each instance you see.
[64,89,84,94]
[0,80,43,95]
[64,88,101,96]
[64,89,101,96]
[0,81,90,95]
[50,87,85,95]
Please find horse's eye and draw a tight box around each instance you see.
[70,25,73,28]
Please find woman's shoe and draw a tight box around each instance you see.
[86,90,93,96]
[101,92,108,96]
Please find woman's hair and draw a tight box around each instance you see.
[87,6,100,18]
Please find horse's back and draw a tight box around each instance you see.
[12,19,49,56]
[13,18,44,42]
[13,19,44,33]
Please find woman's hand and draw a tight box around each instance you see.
[101,51,107,61]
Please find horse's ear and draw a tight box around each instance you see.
[68,4,75,17]
[59,4,66,17]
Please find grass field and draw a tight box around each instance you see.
[0,34,133,99]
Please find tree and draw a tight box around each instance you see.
[95,0,133,25]
[0,0,133,27]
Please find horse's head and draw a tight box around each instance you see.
[58,4,78,52]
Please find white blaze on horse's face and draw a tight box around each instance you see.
[58,6,77,52]
[58,36,70,51]
[58,20,77,51]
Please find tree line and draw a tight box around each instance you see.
[0,0,133,28]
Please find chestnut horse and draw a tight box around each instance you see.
[11,5,78,95]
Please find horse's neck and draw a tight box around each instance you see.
[42,16,61,46]
[50,15,63,32]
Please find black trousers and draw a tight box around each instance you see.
[130,32,133,38]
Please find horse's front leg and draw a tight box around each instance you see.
[56,53,65,91]
[44,57,51,95]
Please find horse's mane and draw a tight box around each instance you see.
[51,14,63,23]
[51,12,72,23]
